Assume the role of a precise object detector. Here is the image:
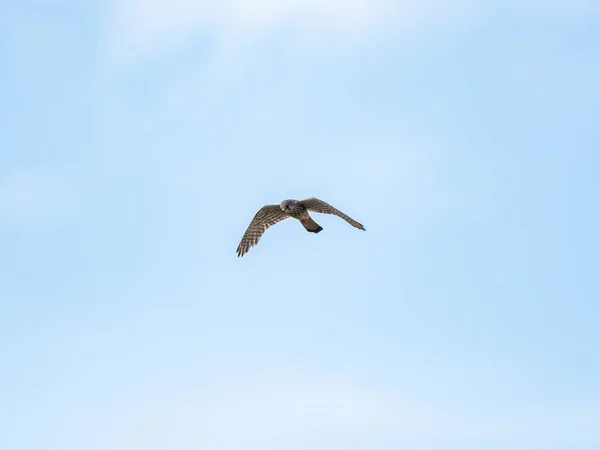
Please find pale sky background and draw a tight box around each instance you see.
[1,1,600,449]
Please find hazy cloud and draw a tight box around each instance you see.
[104,0,473,62]
[66,371,600,450]
[105,0,598,63]
[0,169,76,223]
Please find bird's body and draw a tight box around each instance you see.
[236,197,365,257]
[279,199,323,233]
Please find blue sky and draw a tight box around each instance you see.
[1,1,599,449]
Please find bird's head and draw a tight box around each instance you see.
[280,199,293,211]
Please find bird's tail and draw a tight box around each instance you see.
[301,216,323,233]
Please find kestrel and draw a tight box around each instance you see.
[236,197,366,257]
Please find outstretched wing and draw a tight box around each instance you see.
[236,205,289,257]
[298,197,366,230]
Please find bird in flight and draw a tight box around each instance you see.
[236,197,365,257]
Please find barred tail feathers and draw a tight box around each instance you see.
[301,216,323,233]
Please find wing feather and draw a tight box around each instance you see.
[236,205,289,257]
[298,197,365,230]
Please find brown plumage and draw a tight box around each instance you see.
[236,197,365,257]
